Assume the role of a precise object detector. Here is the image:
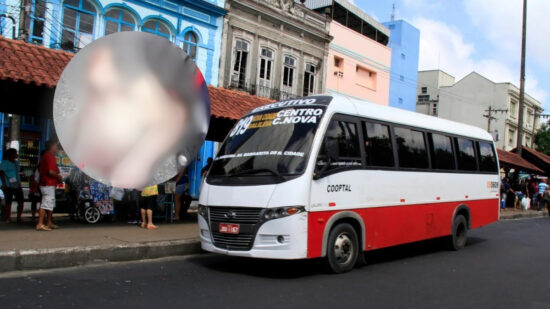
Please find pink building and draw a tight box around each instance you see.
[305,0,392,105]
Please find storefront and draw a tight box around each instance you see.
[0,36,273,198]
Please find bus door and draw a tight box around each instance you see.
[310,115,367,219]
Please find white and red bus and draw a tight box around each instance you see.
[198,95,500,273]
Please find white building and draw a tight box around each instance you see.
[416,70,543,151]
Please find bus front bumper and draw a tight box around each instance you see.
[198,212,308,260]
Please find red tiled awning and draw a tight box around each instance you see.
[0,36,271,121]
[497,148,544,174]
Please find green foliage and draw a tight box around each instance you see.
[534,123,550,155]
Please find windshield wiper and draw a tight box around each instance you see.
[229,168,285,181]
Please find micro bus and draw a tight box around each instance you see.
[199,94,500,273]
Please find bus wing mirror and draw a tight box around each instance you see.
[313,139,335,180]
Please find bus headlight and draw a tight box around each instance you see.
[263,206,305,221]
[198,205,208,219]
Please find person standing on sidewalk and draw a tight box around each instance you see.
[28,166,41,222]
[537,179,548,211]
[140,185,159,230]
[36,141,63,231]
[0,148,25,223]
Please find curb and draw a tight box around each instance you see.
[0,238,202,273]
[499,211,548,221]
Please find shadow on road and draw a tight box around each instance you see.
[188,236,488,279]
[366,236,487,265]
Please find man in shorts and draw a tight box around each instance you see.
[36,141,62,231]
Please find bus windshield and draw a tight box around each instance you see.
[208,96,332,185]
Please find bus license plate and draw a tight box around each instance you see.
[219,223,240,234]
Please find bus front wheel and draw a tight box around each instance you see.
[326,223,359,273]
[449,214,468,250]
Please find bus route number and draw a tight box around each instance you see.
[230,116,253,137]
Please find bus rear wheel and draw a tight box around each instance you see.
[449,214,468,250]
[326,223,359,273]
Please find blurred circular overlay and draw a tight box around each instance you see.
[53,31,210,189]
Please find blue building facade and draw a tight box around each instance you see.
[382,19,419,111]
[0,0,226,196]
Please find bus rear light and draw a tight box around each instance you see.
[329,202,336,207]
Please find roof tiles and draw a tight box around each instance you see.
[0,36,272,120]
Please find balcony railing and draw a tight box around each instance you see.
[227,79,298,101]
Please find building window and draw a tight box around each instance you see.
[356,65,376,90]
[401,53,406,60]
[30,0,47,44]
[61,0,98,51]
[526,108,533,127]
[421,87,427,94]
[334,56,343,68]
[432,103,438,115]
[398,98,403,105]
[510,98,518,118]
[258,48,273,81]
[303,63,316,96]
[282,56,295,89]
[508,128,515,146]
[104,8,136,35]
[418,95,429,102]
[141,19,171,39]
[231,39,249,89]
[181,31,198,60]
[399,75,404,82]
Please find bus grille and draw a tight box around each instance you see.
[209,207,263,251]
[209,207,262,224]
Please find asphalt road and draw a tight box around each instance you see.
[1,218,549,309]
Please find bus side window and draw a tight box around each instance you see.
[317,119,362,172]
[363,121,394,167]
[394,127,429,169]
[455,137,477,171]
[428,133,455,170]
[477,141,498,172]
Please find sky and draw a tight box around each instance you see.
[351,0,549,110]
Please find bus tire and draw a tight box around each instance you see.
[449,214,468,250]
[326,223,359,273]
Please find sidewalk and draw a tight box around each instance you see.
[499,208,549,220]
[0,213,202,273]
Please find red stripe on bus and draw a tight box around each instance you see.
[306,198,499,259]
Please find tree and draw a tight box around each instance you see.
[534,123,550,154]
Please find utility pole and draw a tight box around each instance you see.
[516,0,528,156]
[483,106,508,133]
[18,0,31,41]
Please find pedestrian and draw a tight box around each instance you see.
[174,169,190,221]
[537,179,548,211]
[36,141,63,231]
[0,148,25,223]
[28,166,41,222]
[542,187,550,214]
[140,184,159,230]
